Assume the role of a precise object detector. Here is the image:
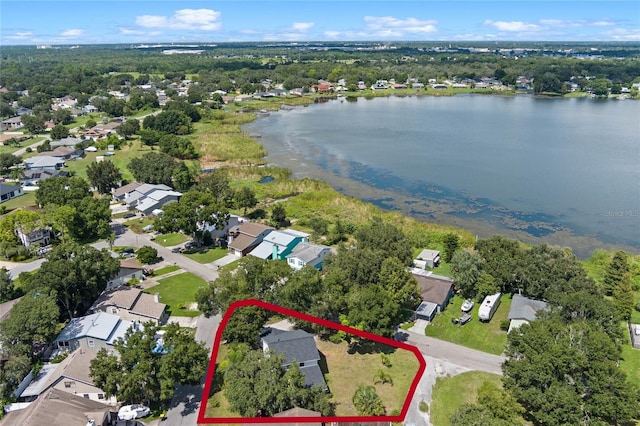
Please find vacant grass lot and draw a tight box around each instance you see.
[62,139,151,181]
[425,295,510,355]
[153,232,189,247]
[316,339,421,416]
[183,247,227,264]
[145,272,205,317]
[429,371,503,426]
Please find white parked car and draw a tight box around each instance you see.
[118,404,151,420]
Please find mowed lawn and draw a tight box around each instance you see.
[425,295,510,355]
[429,371,503,426]
[619,325,640,387]
[183,247,228,264]
[316,339,421,416]
[144,272,205,317]
[153,232,190,247]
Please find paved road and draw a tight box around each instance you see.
[13,137,49,157]
[4,258,46,280]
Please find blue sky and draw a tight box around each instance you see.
[1,1,639,45]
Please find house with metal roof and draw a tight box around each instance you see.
[507,294,548,333]
[249,229,309,261]
[261,328,327,390]
[286,242,333,270]
[54,312,134,352]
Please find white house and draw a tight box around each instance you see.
[286,242,332,270]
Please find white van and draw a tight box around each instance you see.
[478,292,502,322]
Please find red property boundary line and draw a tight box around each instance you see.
[197,298,427,424]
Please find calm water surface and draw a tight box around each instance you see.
[244,95,640,254]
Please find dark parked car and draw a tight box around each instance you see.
[123,213,136,219]
[171,247,182,253]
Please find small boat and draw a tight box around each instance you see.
[461,299,475,312]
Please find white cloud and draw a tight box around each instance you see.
[364,16,438,34]
[61,29,84,38]
[291,22,314,32]
[135,9,221,31]
[602,28,640,41]
[119,27,146,35]
[484,20,540,32]
[7,31,33,39]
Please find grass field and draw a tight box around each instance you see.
[62,139,151,181]
[183,247,227,264]
[429,371,503,426]
[425,294,510,355]
[149,265,180,277]
[619,324,640,387]
[153,232,190,247]
[145,272,205,317]
[316,339,421,416]
[0,191,37,212]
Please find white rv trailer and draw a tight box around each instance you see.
[478,292,502,322]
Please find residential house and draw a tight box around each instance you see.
[507,294,548,333]
[105,259,145,291]
[18,347,117,405]
[53,312,134,352]
[227,222,274,257]
[135,189,182,216]
[412,82,425,89]
[286,242,333,270]
[414,301,439,322]
[111,181,142,202]
[37,146,84,160]
[261,328,327,390]
[21,169,69,186]
[392,83,408,89]
[249,229,309,261]
[247,407,323,426]
[413,249,440,269]
[412,268,455,314]
[23,155,65,170]
[123,183,172,207]
[50,136,84,148]
[2,388,113,426]
[0,116,23,131]
[311,83,331,93]
[0,182,24,203]
[202,213,247,244]
[82,104,98,114]
[16,227,51,249]
[90,286,167,325]
[15,106,33,116]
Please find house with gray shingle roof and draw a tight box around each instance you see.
[261,328,327,390]
[0,182,23,203]
[23,155,65,170]
[227,222,274,257]
[286,242,333,270]
[90,286,167,325]
[507,294,548,333]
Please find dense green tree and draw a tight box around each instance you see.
[354,218,412,266]
[234,186,257,214]
[0,268,14,303]
[475,236,522,293]
[86,160,122,194]
[0,290,59,357]
[52,109,72,125]
[50,123,69,140]
[195,172,234,204]
[90,322,208,405]
[36,176,90,207]
[378,257,420,309]
[0,153,21,174]
[271,204,287,227]
[158,133,198,159]
[115,118,140,139]
[21,114,45,133]
[503,318,640,425]
[136,246,159,264]
[352,385,385,416]
[346,284,400,338]
[450,250,483,298]
[442,233,460,263]
[475,272,499,302]
[612,272,634,321]
[221,306,268,346]
[223,348,332,417]
[147,110,192,135]
[127,152,177,186]
[27,243,119,319]
[604,250,629,295]
[154,191,228,244]
[138,128,162,148]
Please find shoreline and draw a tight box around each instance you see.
[239,94,639,259]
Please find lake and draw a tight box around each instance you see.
[243,94,640,256]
